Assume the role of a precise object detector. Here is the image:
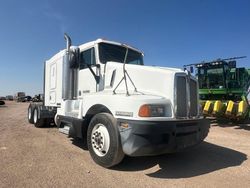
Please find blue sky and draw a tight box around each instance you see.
[0,0,250,96]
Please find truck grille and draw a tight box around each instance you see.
[176,76,187,117]
[175,74,198,118]
[190,79,198,116]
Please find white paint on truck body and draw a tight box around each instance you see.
[45,38,199,121]
[44,50,65,107]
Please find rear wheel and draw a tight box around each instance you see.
[33,107,46,128]
[28,104,34,124]
[87,113,124,168]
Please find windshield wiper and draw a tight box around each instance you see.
[113,47,138,96]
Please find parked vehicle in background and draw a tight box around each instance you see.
[32,94,44,102]
[0,96,6,100]
[15,92,26,102]
[23,96,32,102]
[6,95,14,100]
[0,96,6,105]
[184,56,250,122]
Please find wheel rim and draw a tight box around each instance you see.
[54,114,58,126]
[91,123,110,157]
[34,109,37,123]
[28,107,31,120]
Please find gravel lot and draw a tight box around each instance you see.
[1,101,250,188]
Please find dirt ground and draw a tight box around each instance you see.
[0,101,250,188]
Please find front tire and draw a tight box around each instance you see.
[87,113,124,168]
[33,107,46,128]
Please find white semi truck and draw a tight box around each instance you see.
[28,34,210,168]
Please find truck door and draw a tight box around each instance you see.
[78,47,98,95]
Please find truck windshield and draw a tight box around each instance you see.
[98,42,143,65]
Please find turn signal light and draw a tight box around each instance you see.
[138,105,151,117]
[138,104,165,117]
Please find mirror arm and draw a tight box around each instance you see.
[87,64,100,84]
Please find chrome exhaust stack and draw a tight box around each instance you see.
[64,33,72,52]
[62,33,79,100]
[62,33,73,100]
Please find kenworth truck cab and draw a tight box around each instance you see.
[28,34,210,168]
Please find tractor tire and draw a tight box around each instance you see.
[33,106,46,128]
[28,104,35,124]
[87,113,124,168]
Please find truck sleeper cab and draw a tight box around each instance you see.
[28,34,210,168]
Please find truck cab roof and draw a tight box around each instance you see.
[78,38,143,55]
[47,39,144,63]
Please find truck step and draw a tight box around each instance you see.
[59,126,70,135]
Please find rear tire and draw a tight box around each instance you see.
[28,104,34,124]
[87,113,124,168]
[33,107,46,128]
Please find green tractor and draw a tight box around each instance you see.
[184,56,250,122]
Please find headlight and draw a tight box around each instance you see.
[138,104,165,117]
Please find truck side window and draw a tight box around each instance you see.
[80,48,96,70]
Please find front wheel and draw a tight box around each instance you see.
[87,113,124,168]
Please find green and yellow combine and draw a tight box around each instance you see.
[184,56,250,122]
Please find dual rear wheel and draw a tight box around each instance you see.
[27,105,124,167]
[27,104,46,127]
[28,104,34,124]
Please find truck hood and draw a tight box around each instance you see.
[103,61,186,100]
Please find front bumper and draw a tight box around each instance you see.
[117,118,210,156]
